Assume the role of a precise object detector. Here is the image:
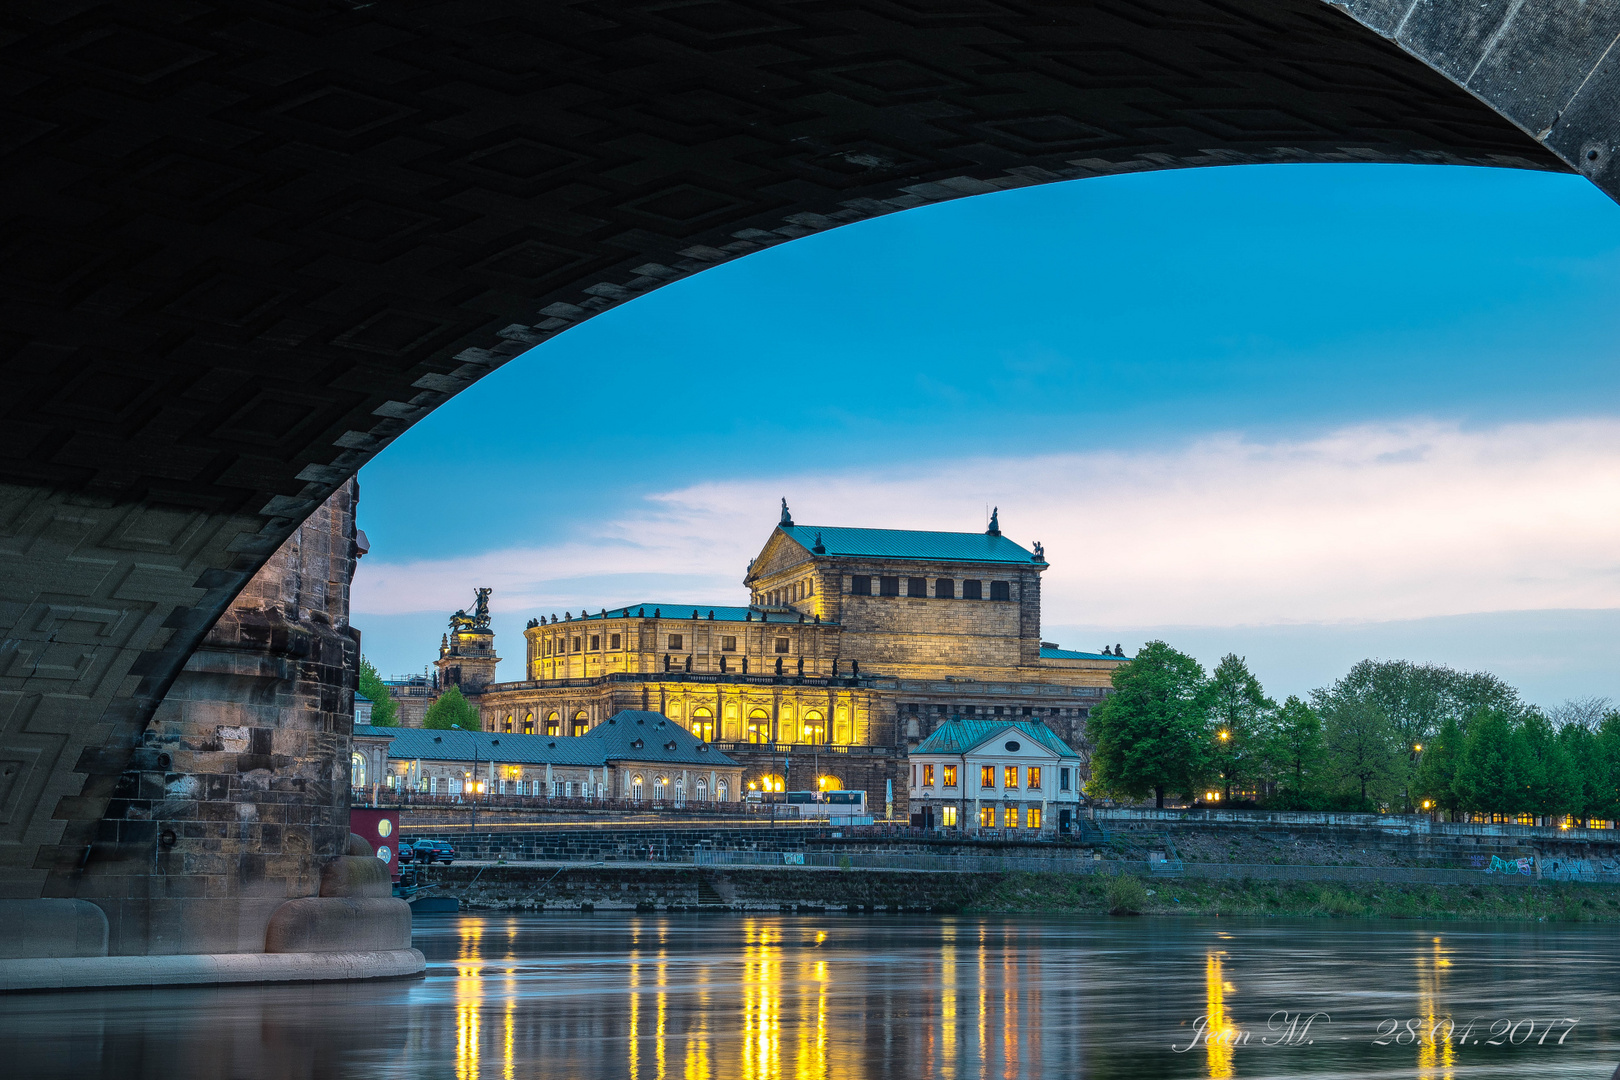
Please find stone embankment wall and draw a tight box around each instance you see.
[400,817,1620,873]
[1099,814,1620,871]
[417,863,998,912]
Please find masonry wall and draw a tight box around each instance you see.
[64,482,361,955]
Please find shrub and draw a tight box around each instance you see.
[1106,874,1148,915]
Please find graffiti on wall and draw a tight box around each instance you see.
[1537,855,1620,880]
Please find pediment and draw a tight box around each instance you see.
[747,528,812,583]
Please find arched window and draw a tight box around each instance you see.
[350,752,366,788]
[802,710,826,745]
[747,709,770,744]
[546,711,560,736]
[653,776,668,802]
[691,707,715,742]
[523,712,535,735]
[504,714,513,733]
[818,774,842,791]
[630,774,644,800]
[717,779,730,802]
[572,710,588,736]
[695,778,708,801]
[673,777,684,805]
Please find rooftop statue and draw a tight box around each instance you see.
[448,587,493,633]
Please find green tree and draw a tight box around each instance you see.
[1413,715,1464,816]
[1560,724,1604,824]
[1578,715,1620,823]
[1264,696,1324,803]
[1206,653,1274,801]
[1453,709,1530,815]
[423,685,481,731]
[1520,711,1581,818]
[1327,659,1449,752]
[1086,640,1212,809]
[1317,696,1398,806]
[358,655,399,727]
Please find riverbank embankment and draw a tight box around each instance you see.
[414,863,1620,921]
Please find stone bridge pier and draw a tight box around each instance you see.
[0,483,421,990]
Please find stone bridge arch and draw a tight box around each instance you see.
[1,0,1617,909]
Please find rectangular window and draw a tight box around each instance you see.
[721,635,737,651]
[1027,766,1041,790]
[1026,807,1042,829]
[1004,765,1019,789]
[980,765,995,789]
[990,580,1011,601]
[1060,767,1071,791]
[923,764,935,787]
[907,576,927,597]
[1003,806,1018,828]
[935,577,954,599]
[979,806,995,827]
[774,637,789,653]
[1022,706,1032,716]
[880,575,900,596]
[943,765,957,788]
[572,636,581,652]
[590,634,600,651]
[941,805,958,827]
[611,633,621,649]
[963,579,983,600]
[668,634,683,650]
[851,575,872,595]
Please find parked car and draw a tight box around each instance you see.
[412,839,457,864]
[396,840,415,865]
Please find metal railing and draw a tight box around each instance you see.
[352,789,800,818]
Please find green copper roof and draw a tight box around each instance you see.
[1040,646,1120,661]
[778,524,1040,565]
[913,718,1080,758]
[548,605,824,625]
[353,712,737,768]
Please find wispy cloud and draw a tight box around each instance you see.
[353,417,1620,627]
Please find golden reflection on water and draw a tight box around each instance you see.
[1416,935,1456,1080]
[1203,950,1237,1080]
[455,919,485,1080]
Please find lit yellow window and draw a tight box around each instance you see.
[980,765,995,789]
[1004,765,1018,789]
[1026,807,1042,829]
[941,806,958,827]
[1003,806,1018,828]
[1027,766,1041,790]
[922,764,935,787]
[942,765,957,788]
[979,806,995,827]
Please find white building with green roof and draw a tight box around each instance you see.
[908,717,1085,836]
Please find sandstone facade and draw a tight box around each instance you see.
[394,507,1126,816]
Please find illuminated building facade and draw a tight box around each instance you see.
[410,504,1126,815]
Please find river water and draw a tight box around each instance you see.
[7,914,1619,1079]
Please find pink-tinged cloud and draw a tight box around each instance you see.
[352,418,1620,627]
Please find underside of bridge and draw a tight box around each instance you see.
[1,0,1616,951]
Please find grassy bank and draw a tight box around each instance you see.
[968,871,1620,921]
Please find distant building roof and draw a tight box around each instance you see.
[578,710,736,767]
[1040,646,1120,661]
[912,718,1080,758]
[352,712,737,768]
[777,524,1040,565]
[550,605,827,625]
[354,725,603,766]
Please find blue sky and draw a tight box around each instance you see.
[353,162,1620,708]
